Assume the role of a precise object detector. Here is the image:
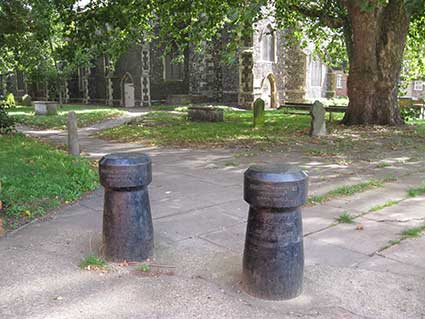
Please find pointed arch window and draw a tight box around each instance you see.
[311,59,323,87]
[261,25,275,62]
[164,55,184,81]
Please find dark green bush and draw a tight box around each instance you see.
[400,105,422,122]
[0,102,16,134]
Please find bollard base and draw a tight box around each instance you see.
[242,207,304,300]
[103,188,154,262]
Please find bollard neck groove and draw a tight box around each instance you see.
[104,185,148,192]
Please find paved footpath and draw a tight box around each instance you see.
[1,114,425,318]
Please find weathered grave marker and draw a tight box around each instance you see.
[99,153,154,261]
[253,98,265,128]
[21,94,32,107]
[188,106,224,122]
[33,101,58,116]
[242,164,308,300]
[310,100,327,137]
[67,112,80,156]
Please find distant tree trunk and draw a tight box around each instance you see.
[48,34,63,106]
[58,82,63,106]
[342,0,410,125]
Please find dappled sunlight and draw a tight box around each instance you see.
[9,105,125,130]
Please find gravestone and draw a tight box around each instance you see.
[67,112,80,156]
[33,101,58,116]
[188,106,224,122]
[242,165,308,300]
[310,100,327,137]
[21,94,32,107]
[253,98,265,128]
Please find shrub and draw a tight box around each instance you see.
[0,102,16,134]
[5,93,16,109]
[400,106,421,121]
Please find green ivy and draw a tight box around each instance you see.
[0,101,16,134]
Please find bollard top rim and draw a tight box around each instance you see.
[245,164,308,183]
[99,152,151,167]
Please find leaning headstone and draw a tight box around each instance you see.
[67,112,80,156]
[21,94,32,106]
[253,98,265,128]
[310,100,327,137]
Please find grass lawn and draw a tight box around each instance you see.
[96,106,425,160]
[0,134,98,231]
[9,104,125,130]
[97,107,312,148]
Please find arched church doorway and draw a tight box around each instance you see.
[121,73,135,108]
[260,74,278,109]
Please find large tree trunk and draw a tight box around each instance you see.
[342,0,410,125]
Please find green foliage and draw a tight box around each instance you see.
[138,263,151,273]
[308,179,385,204]
[336,212,355,224]
[382,224,425,250]
[400,104,422,121]
[9,105,124,129]
[0,134,98,230]
[407,183,425,197]
[79,255,107,269]
[0,101,16,134]
[4,93,16,108]
[0,0,93,92]
[368,200,401,212]
[401,225,425,238]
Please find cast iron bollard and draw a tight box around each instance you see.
[242,165,308,300]
[99,153,154,261]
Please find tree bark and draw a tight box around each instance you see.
[342,0,410,125]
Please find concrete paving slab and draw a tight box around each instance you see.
[308,218,406,255]
[214,199,248,220]
[302,205,349,235]
[199,222,247,253]
[304,238,369,268]
[365,196,425,227]
[154,207,244,242]
[378,235,425,269]
[325,184,407,214]
[325,174,425,214]
[356,254,425,278]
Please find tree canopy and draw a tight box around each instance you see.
[1,0,425,124]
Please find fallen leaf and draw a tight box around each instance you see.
[356,224,364,231]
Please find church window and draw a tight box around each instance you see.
[261,25,275,62]
[164,55,184,81]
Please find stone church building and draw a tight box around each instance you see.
[2,18,346,109]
